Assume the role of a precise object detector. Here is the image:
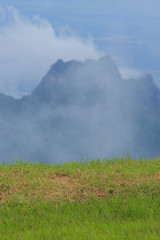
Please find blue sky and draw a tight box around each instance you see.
[1,0,160,16]
[0,0,160,96]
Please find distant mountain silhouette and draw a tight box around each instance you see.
[0,56,160,163]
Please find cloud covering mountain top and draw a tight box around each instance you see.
[0,7,101,97]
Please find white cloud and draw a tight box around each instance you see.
[119,67,144,79]
[0,7,101,97]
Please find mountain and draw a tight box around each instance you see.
[0,56,160,163]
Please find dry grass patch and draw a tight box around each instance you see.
[0,159,160,204]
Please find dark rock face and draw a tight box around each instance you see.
[0,56,160,163]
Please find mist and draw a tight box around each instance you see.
[0,53,159,164]
[0,56,141,164]
[0,7,160,164]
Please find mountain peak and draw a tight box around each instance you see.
[0,56,160,163]
[98,55,114,63]
[32,56,122,104]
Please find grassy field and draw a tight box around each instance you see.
[0,157,160,239]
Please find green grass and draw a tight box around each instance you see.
[0,157,160,239]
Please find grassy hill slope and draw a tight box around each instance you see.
[0,157,160,239]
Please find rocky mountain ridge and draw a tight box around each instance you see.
[0,56,160,163]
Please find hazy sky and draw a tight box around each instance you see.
[0,0,160,96]
[1,0,160,16]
